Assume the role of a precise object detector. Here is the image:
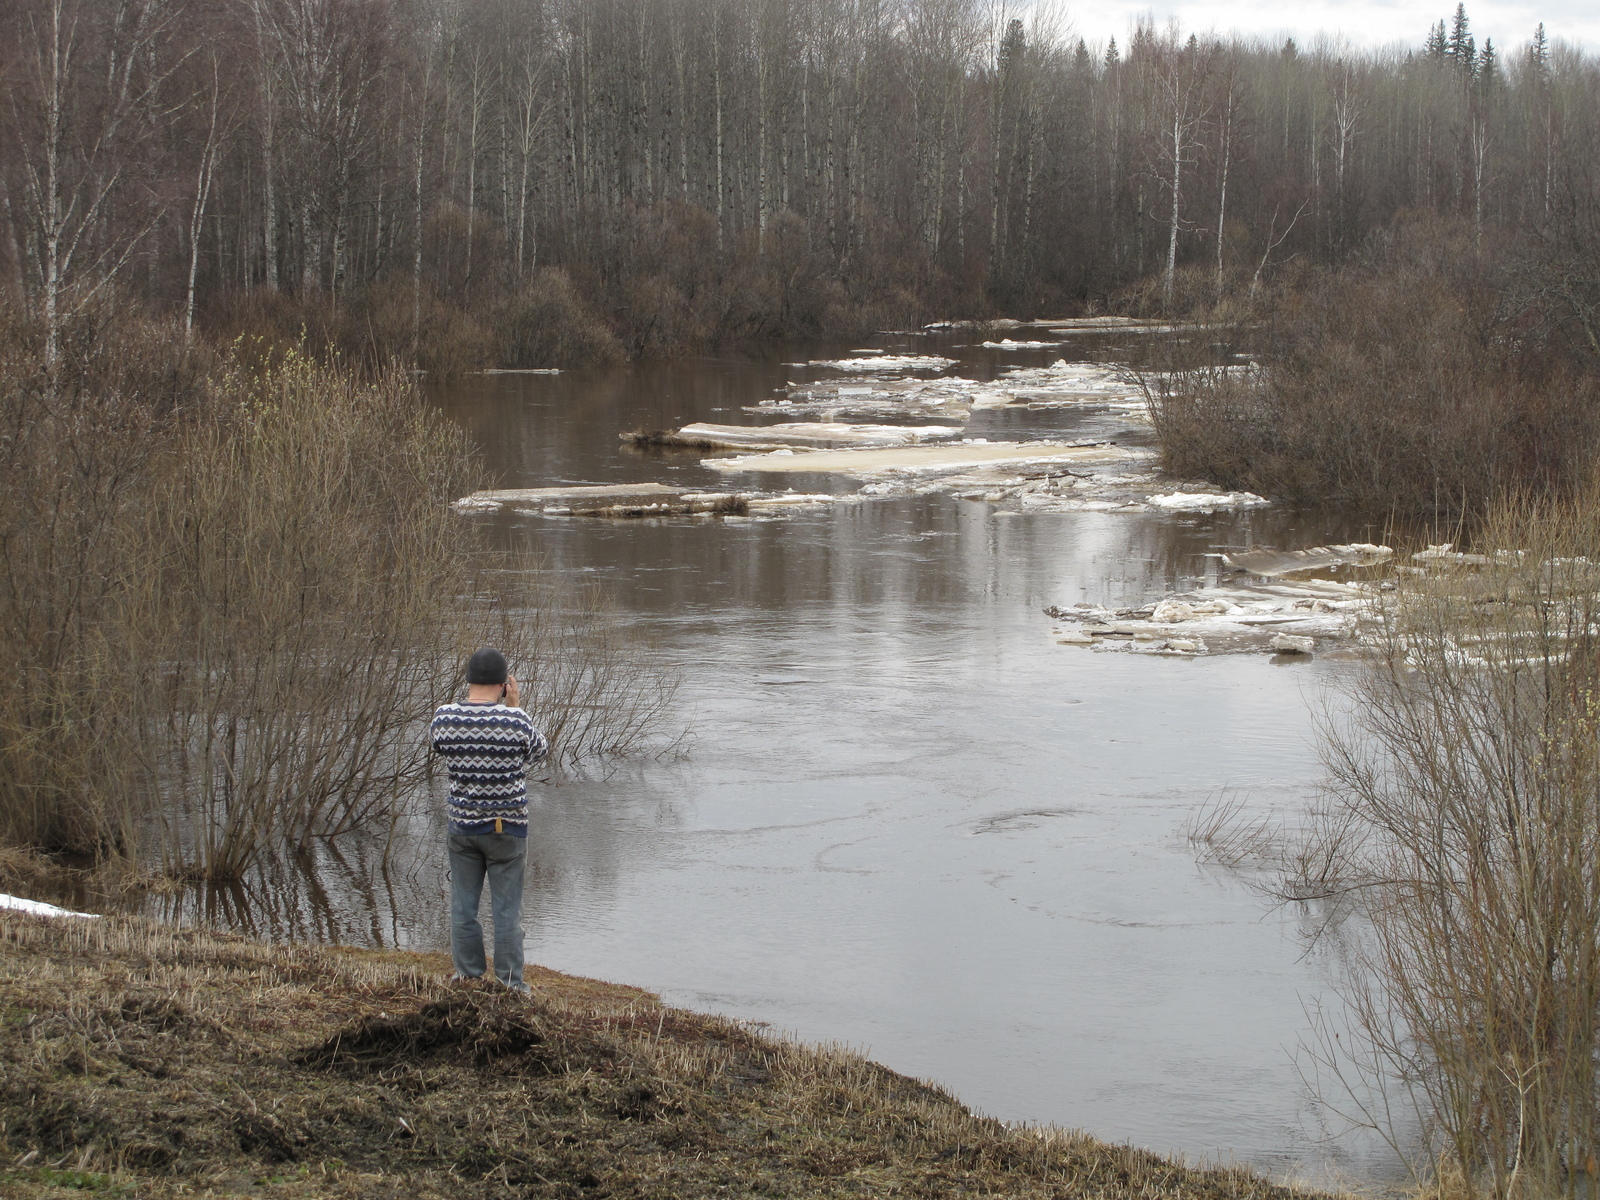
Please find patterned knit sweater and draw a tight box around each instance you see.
[430,701,548,837]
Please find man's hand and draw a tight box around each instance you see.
[504,674,520,708]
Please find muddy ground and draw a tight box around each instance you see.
[0,911,1333,1199]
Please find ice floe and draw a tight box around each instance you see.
[806,354,957,372]
[1044,543,1415,657]
[946,467,1278,515]
[923,318,1029,331]
[1223,544,1394,575]
[454,482,858,520]
[702,441,1149,477]
[750,378,978,421]
[965,360,1152,415]
[1047,577,1382,656]
[1033,317,1202,334]
[1411,543,1508,566]
[980,339,1063,350]
[1147,491,1270,512]
[621,422,964,451]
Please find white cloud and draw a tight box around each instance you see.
[1064,1,1596,54]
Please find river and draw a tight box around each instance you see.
[176,330,1400,1183]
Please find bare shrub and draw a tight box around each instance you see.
[1298,484,1600,1195]
[0,306,209,858]
[353,282,497,376]
[490,268,623,368]
[0,313,675,882]
[1145,224,1600,521]
[126,347,482,878]
[472,578,678,763]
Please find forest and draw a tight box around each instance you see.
[3,0,1598,368]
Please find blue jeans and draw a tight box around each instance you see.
[447,832,527,991]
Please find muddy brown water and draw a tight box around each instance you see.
[160,333,1403,1182]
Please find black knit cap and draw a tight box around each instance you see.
[466,646,509,685]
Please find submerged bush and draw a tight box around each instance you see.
[491,268,624,367]
[1294,486,1600,1196]
[0,310,671,881]
[1146,223,1600,521]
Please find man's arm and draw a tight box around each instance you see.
[526,727,549,766]
[504,675,547,765]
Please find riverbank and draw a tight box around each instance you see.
[0,908,1333,1200]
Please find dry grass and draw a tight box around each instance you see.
[0,909,1333,1200]
[1183,795,1282,870]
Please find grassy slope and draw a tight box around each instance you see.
[0,911,1330,1199]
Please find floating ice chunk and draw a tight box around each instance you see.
[1047,577,1377,656]
[807,355,957,372]
[1,893,97,918]
[623,422,964,451]
[703,442,1149,476]
[1032,316,1197,332]
[1269,634,1315,655]
[1413,543,1502,565]
[1147,491,1270,511]
[745,493,849,509]
[923,318,1027,331]
[981,339,1062,349]
[1150,599,1234,623]
[1224,543,1393,575]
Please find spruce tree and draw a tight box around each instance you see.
[1478,38,1496,88]
[1447,4,1475,76]
[1530,22,1549,77]
[1426,20,1449,59]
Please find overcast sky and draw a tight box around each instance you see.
[1065,1,1596,55]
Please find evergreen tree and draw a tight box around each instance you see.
[1447,4,1475,76]
[1073,38,1092,76]
[1477,38,1497,88]
[1426,20,1449,59]
[1530,22,1550,77]
[1104,36,1119,69]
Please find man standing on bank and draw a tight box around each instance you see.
[431,647,548,993]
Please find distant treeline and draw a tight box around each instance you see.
[2,0,1598,366]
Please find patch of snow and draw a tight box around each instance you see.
[1,893,97,918]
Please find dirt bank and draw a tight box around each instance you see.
[0,910,1332,1199]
